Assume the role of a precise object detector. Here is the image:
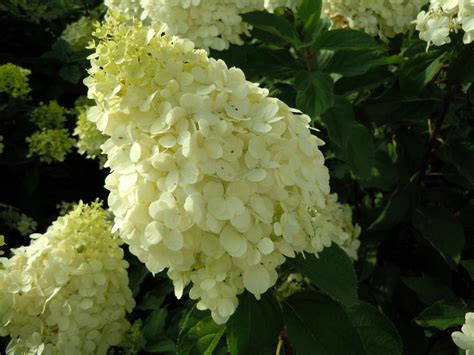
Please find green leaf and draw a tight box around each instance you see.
[448,42,474,84]
[226,292,283,355]
[143,308,168,343]
[413,207,465,266]
[290,245,359,307]
[145,338,176,353]
[416,301,467,330]
[297,0,322,23]
[321,96,355,150]
[402,276,456,304]
[243,11,298,46]
[59,65,82,84]
[369,186,416,231]
[399,50,447,96]
[177,306,225,355]
[348,302,403,355]
[441,141,474,188]
[345,123,375,180]
[323,50,387,77]
[296,71,335,117]
[314,29,380,51]
[283,292,365,355]
[461,260,474,281]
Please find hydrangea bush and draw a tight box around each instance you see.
[1,0,474,354]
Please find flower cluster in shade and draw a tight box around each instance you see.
[415,0,474,48]
[74,102,108,164]
[84,17,360,323]
[61,16,96,51]
[323,0,426,38]
[30,101,67,129]
[0,203,37,237]
[0,63,31,99]
[104,0,301,51]
[26,100,76,164]
[26,129,76,163]
[452,312,474,354]
[0,136,4,155]
[0,202,135,355]
[276,273,309,300]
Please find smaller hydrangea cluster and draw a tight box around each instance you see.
[0,203,37,237]
[74,102,107,164]
[61,16,96,51]
[0,135,4,155]
[415,0,474,48]
[0,202,135,355]
[311,193,361,260]
[0,63,31,98]
[323,0,426,38]
[29,101,67,129]
[26,128,76,163]
[452,312,474,354]
[105,0,301,51]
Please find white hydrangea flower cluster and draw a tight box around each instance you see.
[415,0,474,48]
[104,0,300,51]
[0,202,135,355]
[83,18,342,324]
[452,312,474,354]
[323,0,426,38]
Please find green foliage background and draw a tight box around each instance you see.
[0,0,473,354]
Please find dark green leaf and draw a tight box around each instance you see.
[321,96,354,150]
[323,50,387,77]
[413,207,465,266]
[315,29,380,51]
[448,43,474,84]
[143,308,168,343]
[399,50,447,96]
[461,260,474,281]
[369,186,416,231]
[177,306,225,355]
[283,292,365,355]
[348,302,403,355]
[243,11,298,46]
[345,123,375,180]
[297,0,322,23]
[145,338,176,353]
[416,301,467,330]
[296,71,335,117]
[290,245,359,307]
[402,276,456,304]
[227,292,283,355]
[59,65,82,84]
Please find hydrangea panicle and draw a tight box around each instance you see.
[323,0,426,38]
[105,0,301,51]
[0,202,135,354]
[415,0,474,48]
[85,17,360,323]
[0,63,31,98]
[26,128,76,163]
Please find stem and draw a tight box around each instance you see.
[275,336,283,355]
[415,85,456,184]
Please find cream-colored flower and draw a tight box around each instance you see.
[415,0,474,47]
[84,17,358,324]
[0,202,135,354]
[452,312,474,354]
[104,0,300,51]
[324,0,426,38]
